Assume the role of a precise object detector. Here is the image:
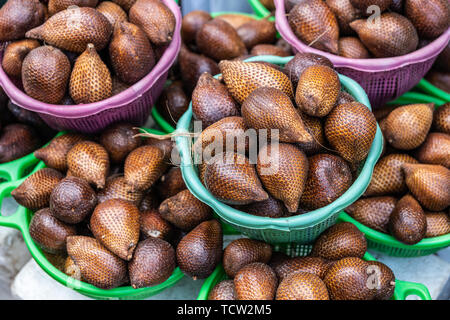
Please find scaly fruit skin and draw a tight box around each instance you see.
[96,1,128,27]
[223,239,273,278]
[415,133,450,168]
[349,0,393,15]
[403,164,450,211]
[250,44,290,57]
[67,236,127,289]
[159,189,212,231]
[300,154,352,210]
[257,143,309,213]
[176,220,223,279]
[50,176,97,224]
[139,190,160,211]
[237,196,287,218]
[276,272,330,300]
[365,154,419,196]
[99,123,142,164]
[296,65,341,117]
[325,0,362,35]
[311,222,367,260]
[241,87,313,144]
[156,81,189,127]
[283,52,333,88]
[192,73,240,128]
[11,168,64,211]
[22,46,71,104]
[0,0,46,42]
[129,0,175,46]
[70,44,113,104]
[97,175,144,206]
[0,124,40,163]
[2,39,40,78]
[325,102,377,163]
[112,0,136,11]
[181,10,212,45]
[405,0,449,39]
[26,7,112,53]
[237,19,277,50]
[128,237,176,288]
[204,152,268,205]
[338,37,371,59]
[90,199,140,261]
[425,212,450,238]
[350,12,419,58]
[433,103,450,134]
[109,22,155,85]
[234,262,278,300]
[389,194,427,244]
[124,145,168,191]
[219,60,294,105]
[288,0,339,54]
[383,104,434,150]
[272,256,330,281]
[29,208,77,254]
[208,280,237,300]
[155,167,187,200]
[346,197,397,233]
[66,141,110,189]
[196,18,247,61]
[296,113,326,155]
[48,0,99,16]
[34,133,86,172]
[367,261,396,300]
[140,209,173,241]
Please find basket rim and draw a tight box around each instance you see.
[0,0,182,120]
[273,0,450,72]
[175,55,383,232]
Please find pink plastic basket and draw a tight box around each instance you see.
[274,0,450,108]
[0,0,181,133]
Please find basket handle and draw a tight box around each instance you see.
[0,154,40,182]
[394,279,432,300]
[0,179,27,231]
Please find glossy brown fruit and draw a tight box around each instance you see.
[100,123,142,164]
[196,18,247,61]
[109,22,155,85]
[48,0,99,15]
[159,189,212,231]
[192,73,239,128]
[346,197,397,233]
[349,0,392,14]
[140,209,173,241]
[22,46,71,104]
[143,137,174,161]
[97,175,144,206]
[111,76,130,95]
[124,145,168,191]
[112,0,136,11]
[223,239,272,278]
[425,212,450,238]
[70,44,113,104]
[50,177,97,224]
[250,44,290,57]
[366,260,396,300]
[208,280,237,300]
[272,256,330,281]
[234,262,278,300]
[300,154,353,210]
[338,37,371,59]
[216,14,255,30]
[296,113,326,155]
[90,199,140,260]
[155,167,186,199]
[176,220,223,279]
[383,103,434,150]
[415,133,450,168]
[2,39,40,78]
[12,168,64,210]
[67,141,110,189]
[29,208,77,254]
[405,0,449,39]
[311,222,367,260]
[0,0,46,42]
[139,190,160,211]
[219,60,294,104]
[128,237,176,288]
[426,71,450,94]
[276,272,330,300]
[237,196,287,218]
[433,103,450,134]
[325,102,377,163]
[0,124,40,163]
[283,52,333,88]
[155,81,189,126]
[26,7,112,53]
[96,1,127,27]
[288,0,340,54]
[403,164,450,211]
[241,87,313,144]
[129,0,175,46]
[350,13,418,58]
[237,19,276,50]
[181,10,211,44]
[325,0,362,35]
[433,42,450,73]
[67,236,127,289]
[389,194,427,244]
[296,65,341,117]
[257,143,309,213]
[365,154,419,196]
[204,152,268,205]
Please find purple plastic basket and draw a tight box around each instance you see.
[0,0,181,133]
[274,0,450,108]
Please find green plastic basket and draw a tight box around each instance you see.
[248,0,275,20]
[388,91,447,107]
[0,128,185,300]
[414,79,450,103]
[197,251,432,300]
[175,55,383,245]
